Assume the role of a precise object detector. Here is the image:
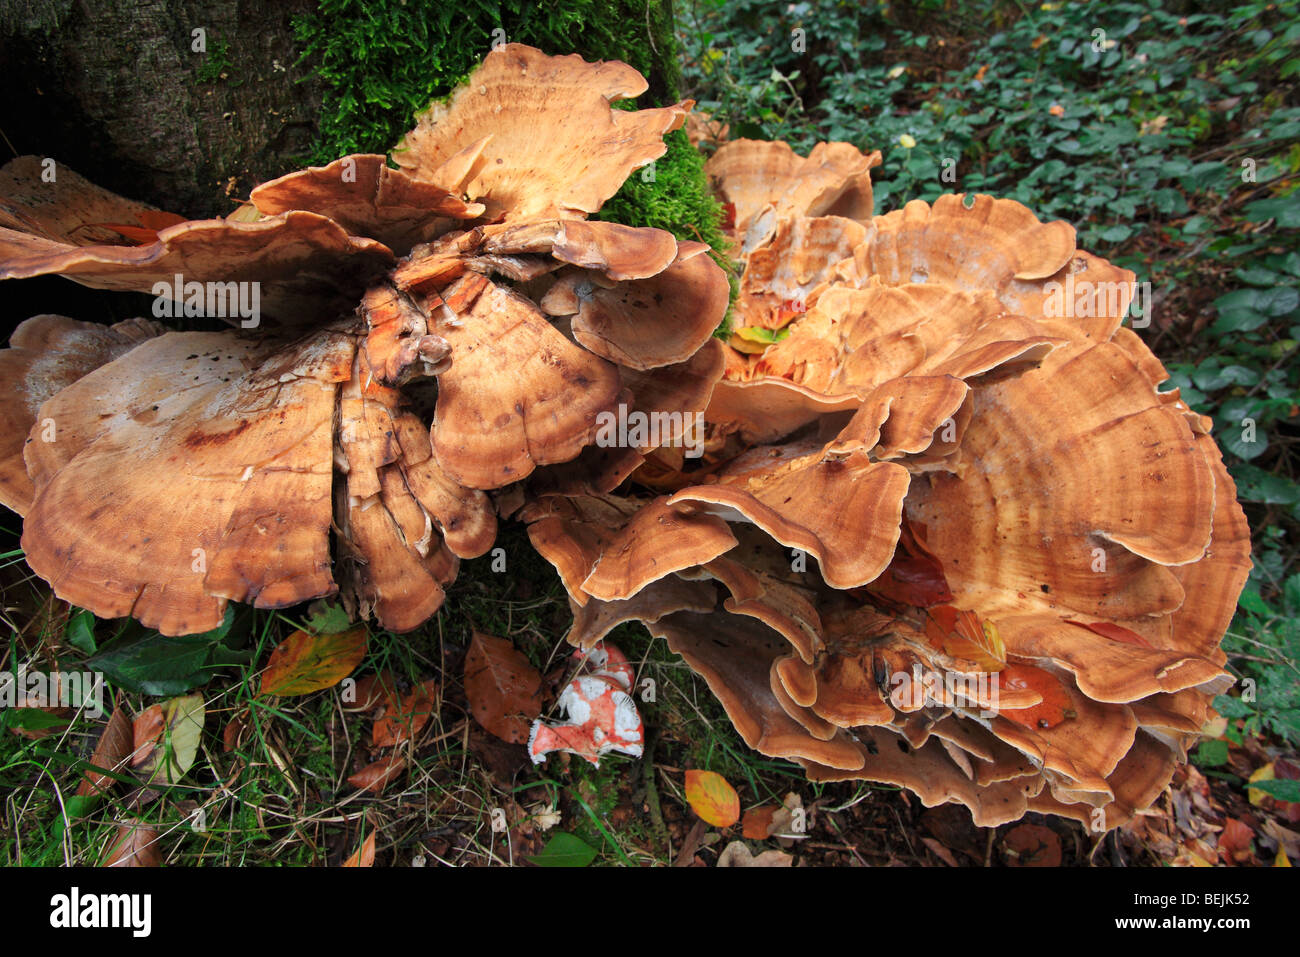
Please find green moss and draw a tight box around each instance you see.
[598,130,725,250]
[292,0,723,257]
[293,0,682,162]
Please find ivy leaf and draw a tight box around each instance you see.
[65,610,98,655]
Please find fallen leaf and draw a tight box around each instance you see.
[1218,817,1254,863]
[685,769,740,828]
[998,664,1072,729]
[464,631,542,744]
[929,607,1006,671]
[372,679,438,747]
[222,709,248,753]
[132,694,204,786]
[131,705,165,766]
[344,671,400,713]
[867,520,953,608]
[259,627,368,697]
[1002,823,1062,866]
[1068,620,1154,649]
[742,806,778,840]
[77,707,132,798]
[921,836,960,866]
[1276,849,1292,867]
[7,677,72,739]
[348,755,407,794]
[716,840,792,867]
[101,820,161,867]
[1248,762,1275,806]
[527,831,597,867]
[342,832,375,867]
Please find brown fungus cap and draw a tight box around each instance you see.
[393,44,690,221]
[22,328,355,635]
[0,315,164,516]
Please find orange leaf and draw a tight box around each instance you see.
[348,755,407,794]
[685,770,740,828]
[372,679,438,747]
[101,820,161,867]
[934,608,1006,671]
[1219,817,1254,863]
[742,806,777,840]
[259,627,368,696]
[1002,823,1061,866]
[78,707,132,798]
[997,664,1073,729]
[345,671,400,713]
[131,705,165,766]
[342,832,376,868]
[464,631,542,744]
[1067,620,1154,649]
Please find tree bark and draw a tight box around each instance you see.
[0,0,325,218]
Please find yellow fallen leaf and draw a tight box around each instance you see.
[685,770,740,828]
[259,627,368,697]
[1248,762,1276,806]
[1276,848,1292,867]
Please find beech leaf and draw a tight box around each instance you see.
[342,832,376,867]
[464,631,542,744]
[132,694,204,786]
[259,627,368,697]
[997,664,1073,730]
[348,755,407,794]
[101,819,162,867]
[78,706,133,799]
[372,679,438,747]
[685,769,740,827]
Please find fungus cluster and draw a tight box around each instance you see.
[0,46,1248,827]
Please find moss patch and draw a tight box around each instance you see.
[292,0,722,262]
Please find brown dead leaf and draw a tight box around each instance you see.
[78,707,132,798]
[345,671,400,713]
[1002,823,1062,866]
[348,754,407,794]
[131,705,165,766]
[1218,817,1254,863]
[464,631,542,744]
[342,832,376,867]
[921,836,961,867]
[373,679,438,747]
[717,840,793,867]
[222,709,249,753]
[742,806,777,840]
[102,820,161,867]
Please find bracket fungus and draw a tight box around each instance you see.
[1,46,1249,830]
[523,138,1250,828]
[0,44,728,635]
